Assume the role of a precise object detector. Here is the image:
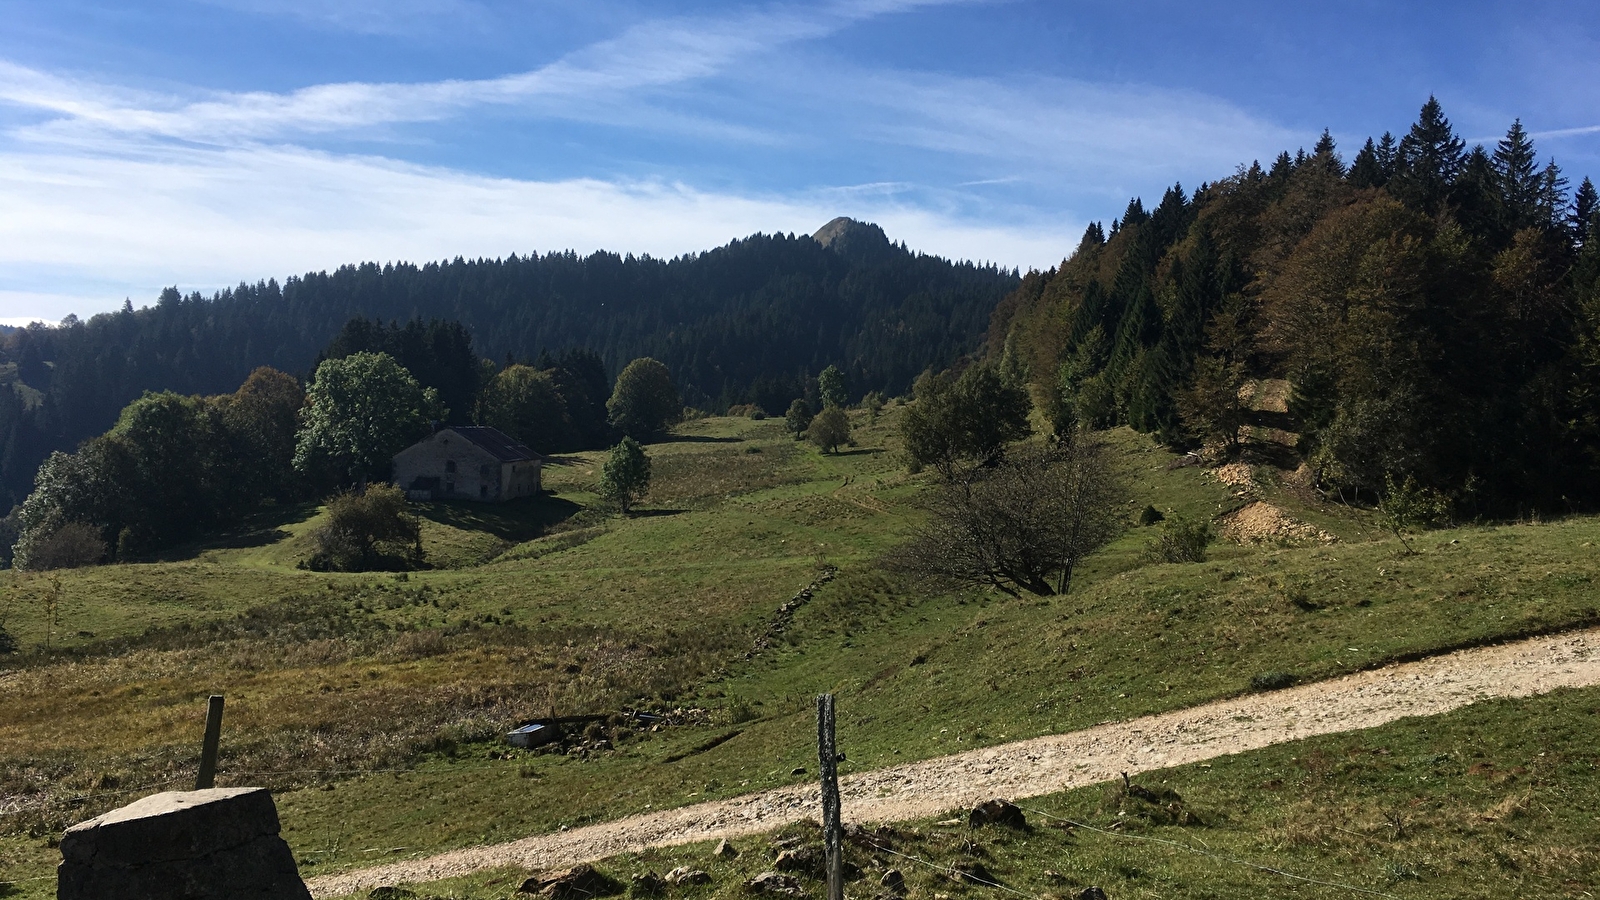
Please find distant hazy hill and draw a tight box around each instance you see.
[0,220,1019,509]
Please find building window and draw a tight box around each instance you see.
[446,460,456,473]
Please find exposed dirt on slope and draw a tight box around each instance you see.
[1219,500,1336,545]
[308,627,1600,897]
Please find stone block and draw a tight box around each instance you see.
[58,787,310,900]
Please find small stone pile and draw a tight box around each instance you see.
[747,566,838,658]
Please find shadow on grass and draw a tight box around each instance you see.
[823,447,882,457]
[417,494,582,541]
[654,434,743,444]
[626,508,686,518]
[149,501,322,561]
[541,454,589,467]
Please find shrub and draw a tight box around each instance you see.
[17,521,107,571]
[1251,671,1299,691]
[305,484,423,572]
[1145,514,1213,563]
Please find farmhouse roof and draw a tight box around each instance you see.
[450,426,540,463]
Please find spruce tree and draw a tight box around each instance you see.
[1493,119,1542,230]
[1537,160,1570,230]
[1375,131,1399,179]
[1572,177,1599,244]
[1349,137,1385,188]
[1393,96,1466,215]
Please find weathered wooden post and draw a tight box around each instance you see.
[817,693,843,900]
[196,695,225,790]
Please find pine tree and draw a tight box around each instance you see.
[1311,129,1344,176]
[1573,177,1599,245]
[1349,137,1386,188]
[1393,96,1466,215]
[1493,119,1542,230]
[1537,159,1570,230]
[1375,131,1398,178]
[1452,145,1502,243]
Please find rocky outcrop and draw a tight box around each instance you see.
[58,787,309,900]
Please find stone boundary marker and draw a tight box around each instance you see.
[58,787,310,900]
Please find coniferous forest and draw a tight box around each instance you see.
[0,220,1016,511]
[989,98,1600,518]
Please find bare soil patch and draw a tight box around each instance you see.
[1218,500,1336,545]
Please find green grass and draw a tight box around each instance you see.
[304,685,1600,900]
[3,409,1600,898]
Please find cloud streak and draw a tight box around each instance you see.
[0,1,966,144]
[0,142,1077,322]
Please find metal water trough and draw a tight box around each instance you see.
[506,723,556,749]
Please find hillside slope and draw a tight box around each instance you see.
[5,410,1600,895]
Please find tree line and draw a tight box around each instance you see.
[0,220,1017,512]
[988,97,1600,516]
[2,312,703,568]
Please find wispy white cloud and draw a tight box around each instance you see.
[0,142,1077,322]
[825,67,1300,196]
[0,1,970,145]
[1530,124,1600,140]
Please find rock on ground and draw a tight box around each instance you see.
[58,787,309,900]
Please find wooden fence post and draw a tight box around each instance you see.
[196,695,225,790]
[817,693,843,900]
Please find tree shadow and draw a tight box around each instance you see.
[824,447,882,457]
[653,434,743,444]
[149,502,321,561]
[540,454,588,467]
[627,508,686,518]
[417,494,583,541]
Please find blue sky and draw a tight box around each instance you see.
[1,0,1596,325]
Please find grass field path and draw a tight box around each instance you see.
[307,626,1600,897]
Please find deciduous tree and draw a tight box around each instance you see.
[890,438,1125,596]
[294,352,444,487]
[306,483,422,572]
[901,364,1031,479]
[806,405,851,453]
[598,436,652,513]
[607,358,681,440]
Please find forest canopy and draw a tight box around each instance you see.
[0,220,1016,511]
[987,98,1600,516]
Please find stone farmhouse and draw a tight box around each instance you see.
[393,426,542,503]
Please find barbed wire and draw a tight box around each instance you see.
[867,840,1037,899]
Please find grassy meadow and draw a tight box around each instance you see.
[3,405,1600,896]
[344,685,1600,899]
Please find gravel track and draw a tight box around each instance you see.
[308,627,1600,897]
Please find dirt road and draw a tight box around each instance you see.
[307,627,1600,897]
